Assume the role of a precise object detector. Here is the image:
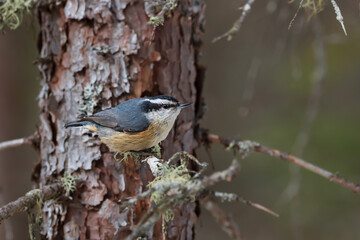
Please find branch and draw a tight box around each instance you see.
[212,191,279,218]
[288,0,304,30]
[202,159,240,188]
[203,132,360,194]
[122,156,242,239]
[212,0,255,43]
[202,198,245,240]
[0,182,64,223]
[0,133,38,152]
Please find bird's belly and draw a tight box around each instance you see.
[98,124,164,152]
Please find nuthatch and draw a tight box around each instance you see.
[65,95,191,152]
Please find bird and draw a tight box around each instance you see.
[65,95,191,152]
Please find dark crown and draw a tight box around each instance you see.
[148,95,179,103]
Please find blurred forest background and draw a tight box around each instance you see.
[0,0,359,239]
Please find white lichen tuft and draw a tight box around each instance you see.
[330,0,347,36]
[226,140,259,159]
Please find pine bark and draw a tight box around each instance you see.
[35,0,204,239]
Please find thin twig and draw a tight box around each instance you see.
[0,133,37,152]
[213,191,279,217]
[255,145,360,194]
[202,159,241,188]
[288,0,304,30]
[202,198,245,240]
[203,132,360,194]
[212,0,255,43]
[0,183,64,223]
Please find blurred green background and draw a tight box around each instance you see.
[0,0,359,239]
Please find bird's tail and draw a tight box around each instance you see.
[65,121,91,128]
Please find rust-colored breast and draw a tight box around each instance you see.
[99,124,158,152]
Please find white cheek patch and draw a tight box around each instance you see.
[145,109,180,125]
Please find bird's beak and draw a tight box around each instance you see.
[178,102,192,109]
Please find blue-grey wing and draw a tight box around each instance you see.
[84,101,149,133]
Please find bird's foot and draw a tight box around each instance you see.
[151,143,162,158]
[114,144,162,163]
[136,144,162,158]
[114,151,141,163]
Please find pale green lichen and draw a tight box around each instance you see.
[288,0,325,27]
[147,160,194,222]
[61,172,77,197]
[152,143,162,158]
[148,0,178,29]
[125,152,207,236]
[163,209,174,222]
[149,15,164,28]
[225,141,236,152]
[25,189,43,240]
[237,140,259,158]
[77,83,103,117]
[0,0,36,31]
[226,140,259,159]
[302,0,325,19]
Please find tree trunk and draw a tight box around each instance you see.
[35,0,204,239]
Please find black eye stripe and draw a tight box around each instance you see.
[142,102,177,112]
[163,105,172,109]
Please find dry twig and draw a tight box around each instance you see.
[288,0,304,30]
[213,191,279,217]
[212,0,255,43]
[0,133,38,152]
[202,159,240,188]
[203,132,360,194]
[202,198,245,240]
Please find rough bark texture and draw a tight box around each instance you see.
[36,0,204,239]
